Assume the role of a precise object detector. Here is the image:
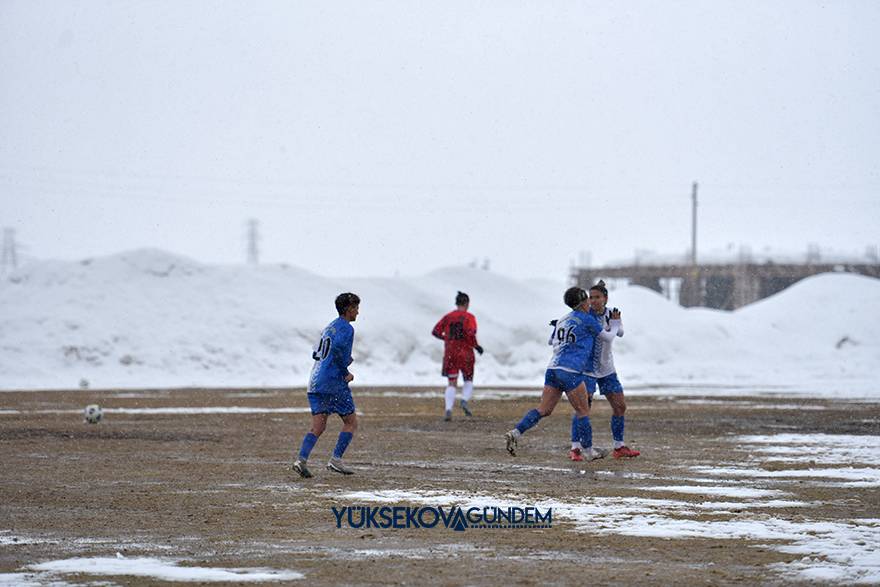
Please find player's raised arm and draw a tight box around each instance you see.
[597,319,621,341]
[613,309,624,337]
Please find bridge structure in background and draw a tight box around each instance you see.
[572,182,880,310]
[572,260,880,311]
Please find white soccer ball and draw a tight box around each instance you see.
[83,404,103,424]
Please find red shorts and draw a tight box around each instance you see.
[442,352,474,381]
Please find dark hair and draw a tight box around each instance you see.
[455,291,470,306]
[590,280,608,298]
[335,292,360,314]
[564,286,588,309]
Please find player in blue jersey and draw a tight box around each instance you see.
[291,292,361,478]
[504,286,617,461]
[568,280,638,460]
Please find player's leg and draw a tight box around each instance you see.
[328,391,358,474]
[444,376,458,421]
[460,356,475,416]
[442,355,458,421]
[568,382,607,461]
[602,374,639,458]
[327,412,357,474]
[536,385,563,417]
[570,377,596,460]
[334,412,357,458]
[505,372,563,456]
[460,381,474,416]
[293,412,328,478]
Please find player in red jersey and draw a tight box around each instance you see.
[432,291,484,421]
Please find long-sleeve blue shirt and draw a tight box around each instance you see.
[308,316,354,395]
[546,309,603,374]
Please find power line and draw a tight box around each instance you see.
[2,162,879,198]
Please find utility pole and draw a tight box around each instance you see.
[680,182,701,307]
[1,228,18,275]
[246,219,259,265]
[691,181,698,266]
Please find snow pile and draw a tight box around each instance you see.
[1,249,878,394]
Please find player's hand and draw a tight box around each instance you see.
[344,373,354,383]
[611,308,621,320]
[475,345,484,355]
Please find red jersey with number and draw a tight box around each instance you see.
[432,310,479,358]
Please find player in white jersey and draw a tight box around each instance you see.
[504,287,617,461]
[569,280,640,460]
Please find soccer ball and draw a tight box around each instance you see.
[83,404,103,424]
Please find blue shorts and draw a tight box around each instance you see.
[308,387,355,416]
[585,373,624,396]
[544,369,587,394]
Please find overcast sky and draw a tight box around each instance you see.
[1,1,878,279]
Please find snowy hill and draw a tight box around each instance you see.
[1,249,878,396]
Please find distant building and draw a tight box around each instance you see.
[572,246,880,310]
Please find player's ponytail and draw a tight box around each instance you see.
[590,280,609,298]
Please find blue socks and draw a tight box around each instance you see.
[519,411,592,446]
[298,430,355,461]
[573,414,624,445]
[516,409,542,434]
[298,432,318,460]
[333,431,353,459]
[611,415,625,443]
[576,416,592,448]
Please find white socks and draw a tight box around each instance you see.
[444,386,456,411]
[571,441,582,450]
[446,382,474,409]
[462,381,474,401]
[614,440,625,449]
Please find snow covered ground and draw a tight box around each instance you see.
[1,249,878,396]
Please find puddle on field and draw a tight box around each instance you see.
[0,530,183,551]
[224,391,286,398]
[673,399,829,410]
[339,542,485,560]
[105,391,173,399]
[637,485,787,498]
[732,433,880,467]
[691,465,880,487]
[355,388,537,400]
[1,407,314,417]
[18,556,303,583]
[369,458,574,475]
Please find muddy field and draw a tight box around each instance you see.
[1,387,879,585]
